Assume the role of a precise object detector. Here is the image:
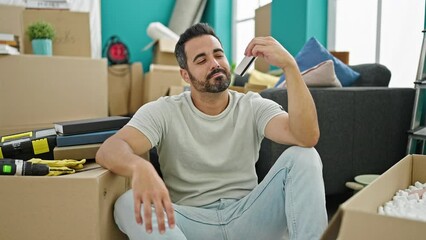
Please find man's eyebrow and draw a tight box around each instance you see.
[193,53,206,63]
[213,48,224,54]
[192,48,224,62]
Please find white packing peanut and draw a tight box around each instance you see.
[378,181,426,222]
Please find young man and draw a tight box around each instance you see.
[96,23,327,240]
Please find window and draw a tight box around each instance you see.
[233,0,272,66]
[328,0,425,87]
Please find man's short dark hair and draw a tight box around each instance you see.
[175,23,221,69]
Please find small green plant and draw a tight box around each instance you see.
[26,21,56,41]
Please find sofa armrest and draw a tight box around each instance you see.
[350,63,391,86]
[258,87,415,195]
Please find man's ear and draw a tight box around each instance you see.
[180,69,191,84]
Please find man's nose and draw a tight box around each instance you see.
[210,58,220,69]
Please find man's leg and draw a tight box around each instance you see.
[114,190,187,240]
[223,146,328,240]
[114,190,228,240]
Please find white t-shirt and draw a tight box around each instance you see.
[128,90,284,206]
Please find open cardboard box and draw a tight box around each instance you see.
[322,154,426,240]
[153,38,178,66]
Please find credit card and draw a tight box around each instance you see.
[234,56,256,76]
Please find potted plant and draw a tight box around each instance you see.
[26,21,56,56]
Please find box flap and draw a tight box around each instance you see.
[412,154,426,183]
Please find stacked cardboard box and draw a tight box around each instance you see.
[0,5,124,240]
[0,5,106,136]
[0,4,26,53]
[145,26,192,102]
[108,62,144,116]
[143,64,186,104]
[0,55,108,136]
[0,164,127,240]
[254,3,271,72]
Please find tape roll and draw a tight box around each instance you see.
[147,22,179,42]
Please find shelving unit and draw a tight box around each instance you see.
[407,82,426,153]
[407,30,426,154]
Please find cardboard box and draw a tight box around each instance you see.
[153,38,178,66]
[107,62,144,116]
[0,4,97,58]
[0,55,108,136]
[0,4,25,53]
[143,64,185,104]
[108,64,132,116]
[54,143,101,160]
[167,85,189,96]
[254,3,271,72]
[322,154,426,240]
[228,84,267,93]
[0,165,127,240]
[330,51,350,65]
[23,9,91,57]
[128,62,144,114]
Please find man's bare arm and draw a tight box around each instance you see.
[96,126,175,234]
[244,36,319,147]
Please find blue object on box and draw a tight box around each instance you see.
[56,130,117,147]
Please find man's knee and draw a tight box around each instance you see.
[280,146,322,170]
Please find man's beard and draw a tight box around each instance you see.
[188,67,231,93]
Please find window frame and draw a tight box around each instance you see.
[232,0,272,64]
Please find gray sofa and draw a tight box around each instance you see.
[256,64,415,196]
[150,63,415,197]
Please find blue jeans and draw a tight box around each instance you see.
[114,146,328,240]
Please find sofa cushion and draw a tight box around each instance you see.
[234,62,391,88]
[248,69,280,88]
[277,60,342,88]
[275,37,360,87]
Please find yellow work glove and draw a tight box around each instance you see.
[28,158,86,169]
[28,159,86,176]
[46,166,76,176]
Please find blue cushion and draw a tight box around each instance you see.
[274,37,360,87]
